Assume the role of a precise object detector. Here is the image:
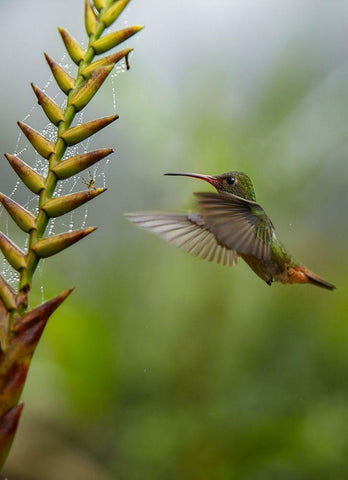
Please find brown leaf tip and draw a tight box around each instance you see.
[13,287,75,335]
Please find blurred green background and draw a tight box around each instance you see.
[1,0,348,478]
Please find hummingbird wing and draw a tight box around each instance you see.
[125,212,239,267]
[195,192,275,260]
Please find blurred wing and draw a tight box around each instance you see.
[195,192,275,260]
[125,212,239,267]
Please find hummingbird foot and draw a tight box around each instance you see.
[266,278,273,286]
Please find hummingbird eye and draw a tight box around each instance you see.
[226,176,235,185]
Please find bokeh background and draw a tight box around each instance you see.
[1,0,348,478]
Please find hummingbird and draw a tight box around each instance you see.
[125,171,335,290]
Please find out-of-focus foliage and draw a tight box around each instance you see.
[1,0,347,479]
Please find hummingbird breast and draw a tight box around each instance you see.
[240,253,288,285]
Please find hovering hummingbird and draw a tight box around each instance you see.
[125,171,335,290]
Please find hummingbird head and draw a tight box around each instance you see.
[164,171,256,201]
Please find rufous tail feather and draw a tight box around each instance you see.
[288,266,336,291]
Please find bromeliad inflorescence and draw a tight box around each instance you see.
[0,0,143,472]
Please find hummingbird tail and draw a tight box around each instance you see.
[304,269,336,291]
[288,266,336,291]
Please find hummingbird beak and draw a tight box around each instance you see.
[164,172,220,189]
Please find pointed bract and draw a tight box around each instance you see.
[0,404,24,471]
[0,274,17,312]
[12,288,74,356]
[93,0,105,11]
[42,188,106,217]
[60,115,118,146]
[80,48,133,77]
[32,227,97,258]
[0,193,36,233]
[91,26,144,55]
[5,153,46,195]
[31,84,65,126]
[52,149,113,179]
[17,122,55,160]
[70,65,114,112]
[85,0,98,35]
[100,0,131,28]
[0,233,26,272]
[44,53,75,95]
[58,28,85,65]
[0,359,29,418]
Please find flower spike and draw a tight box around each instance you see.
[0,0,142,469]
